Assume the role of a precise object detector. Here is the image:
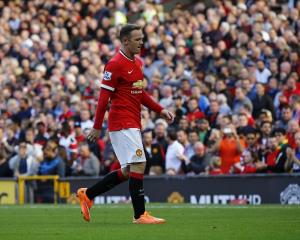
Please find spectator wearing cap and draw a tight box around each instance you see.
[252,83,275,119]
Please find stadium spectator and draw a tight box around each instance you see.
[38,140,65,177]
[153,120,168,154]
[0,0,299,178]
[58,121,78,175]
[182,141,210,175]
[210,126,245,174]
[0,150,13,177]
[232,150,259,174]
[252,83,275,119]
[9,142,39,177]
[208,156,223,175]
[143,129,165,175]
[166,128,184,175]
[233,87,253,115]
[259,134,289,173]
[73,142,100,176]
[285,132,300,173]
[177,129,194,160]
[276,105,293,130]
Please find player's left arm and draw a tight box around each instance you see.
[141,90,174,123]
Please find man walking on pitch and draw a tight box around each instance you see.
[77,24,174,224]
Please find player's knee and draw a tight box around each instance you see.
[120,166,129,179]
[130,162,146,174]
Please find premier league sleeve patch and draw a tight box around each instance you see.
[103,71,112,81]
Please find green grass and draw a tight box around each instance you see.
[0,204,299,240]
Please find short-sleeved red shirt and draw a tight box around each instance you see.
[101,50,145,131]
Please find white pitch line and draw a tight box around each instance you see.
[0,204,299,209]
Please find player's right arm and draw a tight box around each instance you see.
[87,61,119,142]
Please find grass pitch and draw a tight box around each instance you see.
[0,204,299,240]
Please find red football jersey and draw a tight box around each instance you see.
[100,50,160,131]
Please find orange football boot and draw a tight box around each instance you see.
[76,188,93,222]
[133,211,166,224]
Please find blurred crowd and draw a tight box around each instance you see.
[1,0,300,179]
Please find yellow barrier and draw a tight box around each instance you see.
[18,175,59,204]
[0,180,16,204]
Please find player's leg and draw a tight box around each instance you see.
[77,166,129,222]
[129,162,166,224]
[86,166,129,200]
[77,130,131,222]
[128,162,146,219]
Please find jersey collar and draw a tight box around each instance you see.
[119,50,134,62]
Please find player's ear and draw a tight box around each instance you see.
[123,36,129,46]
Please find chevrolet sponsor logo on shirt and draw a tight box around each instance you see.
[131,80,144,94]
[132,80,144,89]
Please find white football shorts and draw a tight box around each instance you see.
[109,128,146,167]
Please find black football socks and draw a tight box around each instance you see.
[86,169,127,200]
[129,172,145,219]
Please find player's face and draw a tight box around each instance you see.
[127,30,143,55]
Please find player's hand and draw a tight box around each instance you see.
[160,109,174,123]
[87,128,101,142]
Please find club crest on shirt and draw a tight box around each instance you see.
[136,148,143,157]
[132,80,144,89]
[103,71,112,81]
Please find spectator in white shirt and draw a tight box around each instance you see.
[255,60,271,84]
[80,109,94,132]
[166,128,184,175]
